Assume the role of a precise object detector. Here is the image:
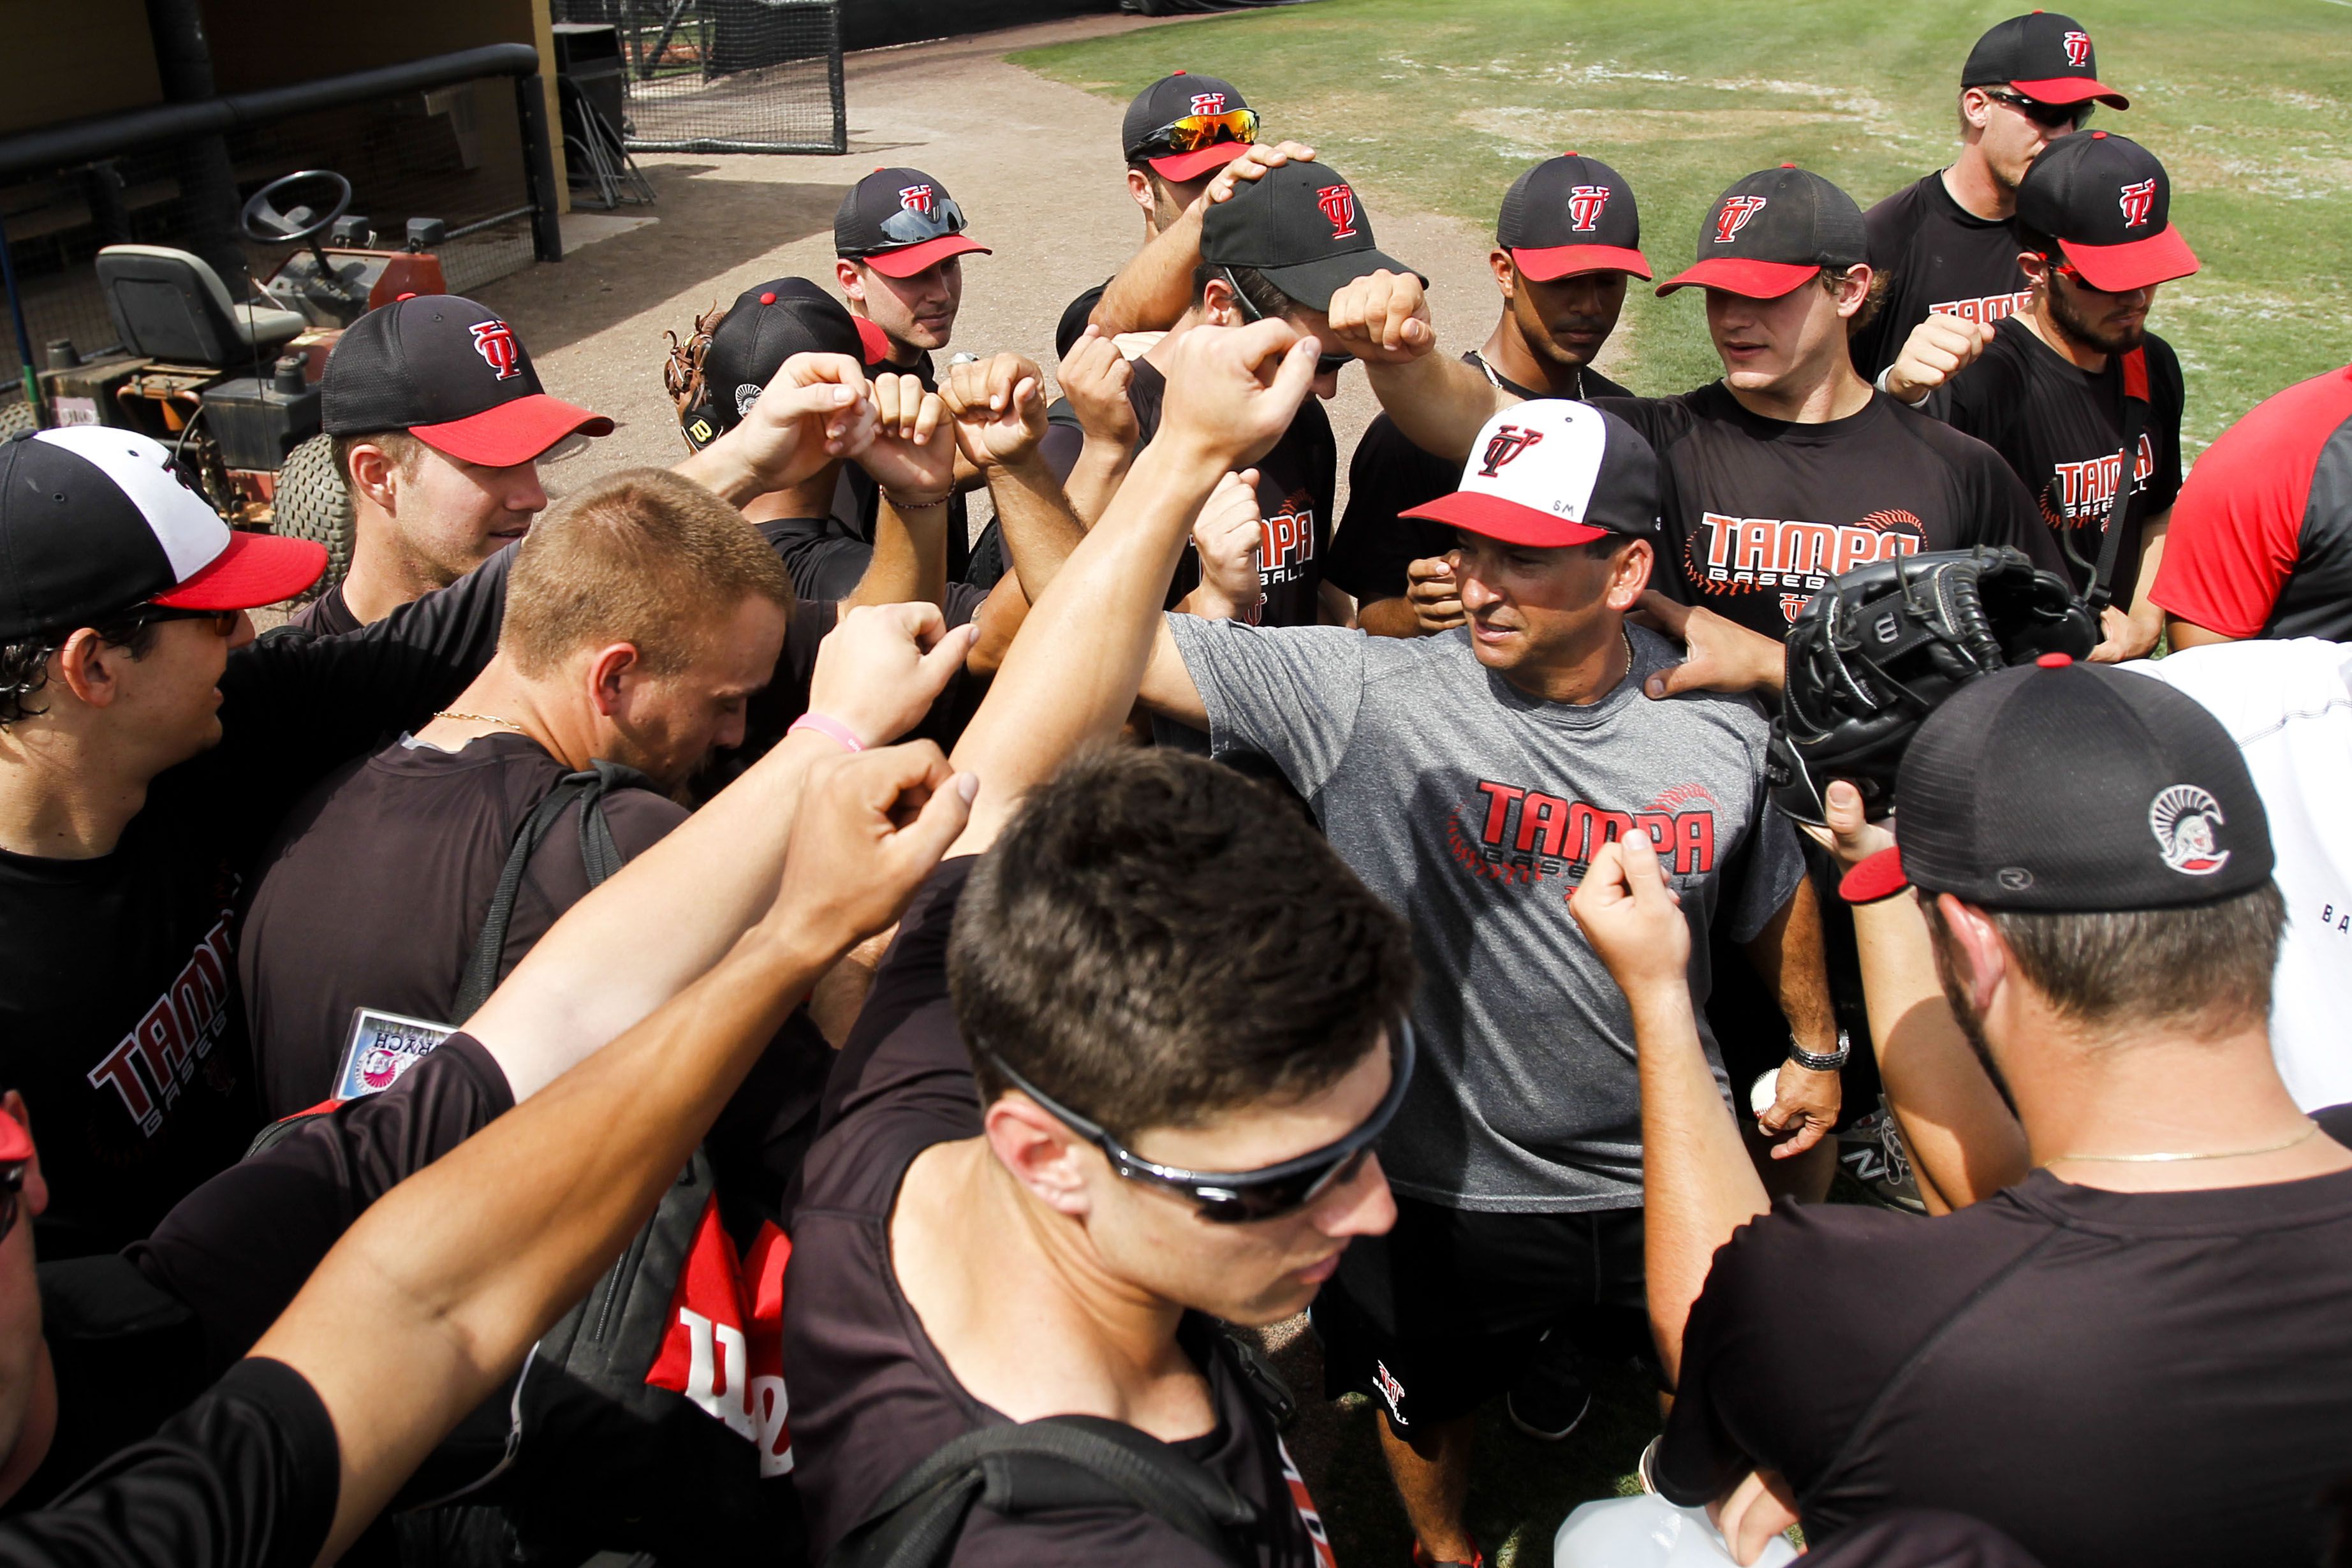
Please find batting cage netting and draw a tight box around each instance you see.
[552,0,848,156]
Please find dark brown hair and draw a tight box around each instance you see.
[950,746,1416,1139]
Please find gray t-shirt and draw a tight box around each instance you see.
[1166,619,1805,1212]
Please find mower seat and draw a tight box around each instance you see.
[94,245,308,367]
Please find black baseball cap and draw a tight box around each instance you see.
[1842,656,2273,912]
[834,168,990,279]
[2015,129,2198,293]
[689,278,865,445]
[1122,71,1258,182]
[322,295,610,468]
[0,427,323,640]
[1200,161,1417,313]
[1657,165,1866,299]
[1962,12,2129,109]
[1497,153,1650,282]
[1401,399,1659,548]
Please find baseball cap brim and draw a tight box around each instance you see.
[859,235,992,279]
[152,529,327,611]
[1149,142,1252,183]
[1253,250,1423,314]
[1511,244,1653,282]
[1656,258,1820,298]
[1400,489,1611,549]
[2008,75,2130,109]
[2058,226,2199,293]
[411,395,615,469]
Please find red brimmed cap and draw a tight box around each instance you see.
[2016,131,2198,293]
[321,295,612,467]
[1657,166,1865,298]
[858,233,992,279]
[1122,72,1258,181]
[1963,13,2129,109]
[1402,400,1659,549]
[1498,153,1651,281]
[835,168,990,279]
[153,529,327,611]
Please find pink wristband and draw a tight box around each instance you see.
[787,712,865,753]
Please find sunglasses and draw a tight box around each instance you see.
[1136,108,1260,159]
[0,1163,23,1249]
[1222,268,1354,376]
[983,1020,1415,1224]
[876,194,970,249]
[138,604,242,637]
[1983,90,2092,131]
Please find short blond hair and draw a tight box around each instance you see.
[501,468,792,679]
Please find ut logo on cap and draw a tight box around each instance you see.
[1568,184,1611,232]
[1317,184,1358,240]
[469,319,524,381]
[1478,424,1545,476]
[2117,179,2157,228]
[1714,195,1768,243]
[898,184,934,215]
[1189,91,1226,114]
[2062,29,2092,66]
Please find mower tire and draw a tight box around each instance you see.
[274,432,355,599]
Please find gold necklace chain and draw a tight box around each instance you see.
[2053,1120,2322,1164]
[431,709,525,731]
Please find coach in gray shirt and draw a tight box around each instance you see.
[1136,398,1836,1568]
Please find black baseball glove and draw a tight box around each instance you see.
[1767,546,2096,825]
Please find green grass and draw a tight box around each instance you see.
[1014,0,2352,453]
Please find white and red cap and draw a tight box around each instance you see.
[321,294,612,469]
[1401,399,1660,548]
[0,427,324,638]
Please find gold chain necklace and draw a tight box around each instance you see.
[2053,1120,2322,1164]
[431,710,524,732]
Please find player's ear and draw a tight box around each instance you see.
[1605,538,1653,609]
[2017,250,2053,289]
[1126,167,1155,217]
[834,258,865,302]
[1831,265,1873,319]
[1488,248,1517,297]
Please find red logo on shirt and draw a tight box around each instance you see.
[1317,184,1358,240]
[1689,509,1927,618]
[644,1198,794,1476]
[1477,424,1546,476]
[2062,29,2092,67]
[469,319,524,381]
[2117,179,2157,229]
[86,912,237,1136]
[1929,290,2033,326]
[1260,490,1318,585]
[1450,781,1720,888]
[1568,184,1612,232]
[1714,196,1768,243]
[2045,433,2157,526]
[1189,92,1227,115]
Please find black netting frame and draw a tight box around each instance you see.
[552,0,846,155]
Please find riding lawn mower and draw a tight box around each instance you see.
[3,169,447,595]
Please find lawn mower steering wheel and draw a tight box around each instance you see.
[240,170,353,246]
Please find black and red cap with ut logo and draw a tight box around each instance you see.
[1497,153,1650,282]
[1199,159,1420,312]
[1122,71,1258,182]
[322,294,611,468]
[834,167,991,280]
[1962,11,2129,109]
[2016,129,2198,293]
[1656,165,1866,300]
[1844,656,2271,911]
[695,277,865,443]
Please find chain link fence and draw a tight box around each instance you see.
[552,0,846,155]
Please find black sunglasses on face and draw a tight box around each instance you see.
[138,604,242,637]
[0,1163,24,1249]
[1221,267,1354,376]
[983,1021,1415,1224]
[1983,89,2092,131]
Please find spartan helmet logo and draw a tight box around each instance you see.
[2117,179,2157,228]
[468,319,524,381]
[1714,195,1768,243]
[1477,423,1545,477]
[1189,91,1227,114]
[898,184,934,215]
[2062,29,2092,67]
[1317,183,1359,240]
[2149,784,2230,876]
[1568,184,1611,232]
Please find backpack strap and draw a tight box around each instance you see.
[2080,345,2151,614]
[451,758,649,1022]
[823,1414,1261,1568]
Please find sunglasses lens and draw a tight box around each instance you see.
[1157,109,1260,156]
[877,196,966,246]
[1191,1146,1369,1224]
[1318,353,1351,376]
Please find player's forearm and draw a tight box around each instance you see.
[1744,881,1838,1057]
[984,454,1089,604]
[848,497,948,611]
[1356,596,1422,639]
[263,916,836,1563]
[1062,437,1134,527]
[2163,615,2237,650]
[1633,986,1770,1386]
[2124,517,2171,648]
[1091,204,1207,337]
[1851,893,2027,1212]
[465,729,837,1099]
[1364,353,1513,465]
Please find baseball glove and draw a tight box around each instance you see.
[1767,546,2096,825]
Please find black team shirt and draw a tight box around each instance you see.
[1040,355,1338,627]
[1920,318,2184,609]
[1598,385,2061,637]
[1849,172,2035,380]
[1328,351,1630,606]
[0,554,508,1257]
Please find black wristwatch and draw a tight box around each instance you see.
[1788,1029,1851,1073]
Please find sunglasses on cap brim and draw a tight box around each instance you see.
[1136,108,1260,160]
[1221,268,1354,376]
[983,1020,1415,1224]
[876,194,969,248]
[1983,89,2092,131]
